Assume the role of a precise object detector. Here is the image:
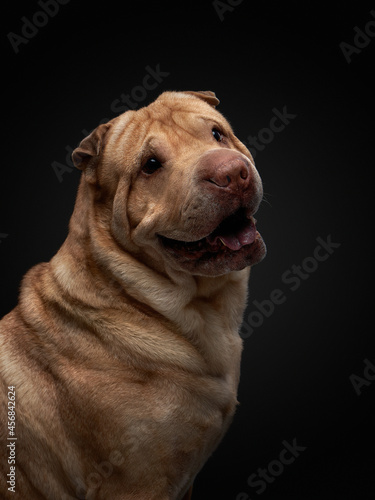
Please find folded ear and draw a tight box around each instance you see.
[72,122,112,174]
[184,90,220,107]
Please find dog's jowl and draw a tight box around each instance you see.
[0,91,266,500]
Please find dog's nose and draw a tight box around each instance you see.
[209,160,249,189]
[204,151,250,191]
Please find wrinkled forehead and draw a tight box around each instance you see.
[108,96,234,165]
[145,95,232,136]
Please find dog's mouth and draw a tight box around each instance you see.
[158,207,260,260]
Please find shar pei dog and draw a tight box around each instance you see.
[0,90,266,499]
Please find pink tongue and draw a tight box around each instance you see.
[207,219,257,251]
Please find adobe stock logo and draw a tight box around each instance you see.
[66,418,153,500]
[350,358,375,396]
[7,0,71,54]
[241,235,341,339]
[339,10,375,63]
[243,106,297,159]
[212,0,243,22]
[236,438,307,499]
[51,64,170,183]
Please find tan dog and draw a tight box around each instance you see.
[0,91,266,500]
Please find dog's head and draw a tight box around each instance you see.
[72,91,266,277]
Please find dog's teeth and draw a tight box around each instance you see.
[245,210,257,224]
[245,208,253,219]
[219,238,227,247]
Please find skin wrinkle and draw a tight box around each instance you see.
[170,110,233,143]
[0,91,265,499]
[123,104,261,256]
[125,115,237,249]
[110,111,137,150]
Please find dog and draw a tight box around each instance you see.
[0,90,266,499]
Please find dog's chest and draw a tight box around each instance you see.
[70,364,237,497]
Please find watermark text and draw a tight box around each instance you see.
[236,437,306,498]
[340,10,375,63]
[7,0,71,54]
[241,235,341,339]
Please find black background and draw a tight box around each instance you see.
[2,1,374,499]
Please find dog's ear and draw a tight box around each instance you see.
[72,122,112,174]
[184,91,220,108]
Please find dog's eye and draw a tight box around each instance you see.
[142,157,162,175]
[212,128,223,142]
